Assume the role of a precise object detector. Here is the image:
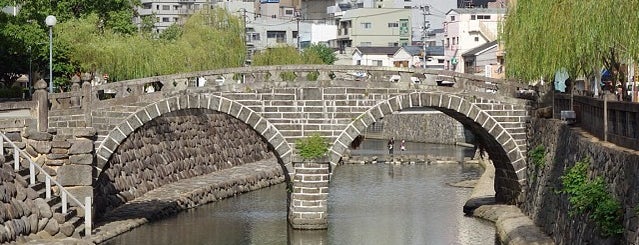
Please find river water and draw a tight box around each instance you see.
[104,141,496,245]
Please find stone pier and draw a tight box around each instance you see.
[288,160,330,229]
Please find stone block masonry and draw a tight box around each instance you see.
[90,158,284,244]
[375,112,469,144]
[288,161,330,229]
[525,118,639,244]
[93,108,275,219]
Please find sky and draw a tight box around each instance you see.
[425,0,459,29]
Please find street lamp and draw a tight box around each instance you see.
[45,15,56,93]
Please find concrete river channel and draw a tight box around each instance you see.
[104,139,496,244]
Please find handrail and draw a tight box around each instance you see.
[0,132,92,237]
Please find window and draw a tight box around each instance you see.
[285,9,293,15]
[162,5,170,10]
[267,31,286,43]
[445,38,449,47]
[388,22,398,28]
[162,17,169,22]
[477,15,491,19]
[471,15,476,20]
[362,22,372,29]
[438,59,444,64]
[251,33,261,41]
[174,5,179,10]
[293,31,298,38]
[404,6,412,9]
[475,36,479,42]
[156,5,159,10]
[450,16,455,21]
[373,60,383,66]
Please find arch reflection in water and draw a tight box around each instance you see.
[105,147,494,245]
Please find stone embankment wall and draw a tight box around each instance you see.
[524,118,639,244]
[94,108,276,219]
[0,118,97,242]
[371,112,470,144]
[0,156,80,242]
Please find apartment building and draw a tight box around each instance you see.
[443,8,505,73]
[137,0,255,33]
[334,8,411,51]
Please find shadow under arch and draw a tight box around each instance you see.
[95,93,293,178]
[329,92,527,203]
[92,94,295,216]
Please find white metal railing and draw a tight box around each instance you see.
[0,133,92,237]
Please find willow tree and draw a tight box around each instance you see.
[503,0,639,96]
[58,8,245,82]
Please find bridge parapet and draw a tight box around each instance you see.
[77,65,520,105]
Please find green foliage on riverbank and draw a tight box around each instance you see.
[295,133,329,160]
[529,144,545,168]
[58,9,245,82]
[560,157,623,237]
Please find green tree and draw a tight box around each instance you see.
[303,43,337,65]
[59,9,245,82]
[503,0,639,96]
[159,23,182,41]
[253,46,304,66]
[0,0,139,89]
[253,44,334,66]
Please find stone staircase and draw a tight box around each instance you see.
[0,133,91,242]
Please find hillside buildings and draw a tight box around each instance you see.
[443,8,505,74]
[135,0,507,74]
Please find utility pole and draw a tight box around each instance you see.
[296,9,301,51]
[240,8,250,66]
[421,5,430,69]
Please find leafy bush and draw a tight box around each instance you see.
[529,144,546,167]
[307,71,319,81]
[280,72,297,81]
[561,157,623,236]
[0,86,24,98]
[295,134,329,160]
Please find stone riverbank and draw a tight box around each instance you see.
[465,158,554,245]
[20,158,284,244]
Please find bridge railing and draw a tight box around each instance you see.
[555,93,639,150]
[0,132,92,237]
[85,65,522,102]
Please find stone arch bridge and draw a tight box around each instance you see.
[46,65,531,229]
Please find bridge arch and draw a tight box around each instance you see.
[94,93,293,184]
[329,91,526,203]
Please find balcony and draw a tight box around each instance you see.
[137,9,154,16]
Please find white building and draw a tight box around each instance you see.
[327,0,456,45]
[352,46,413,67]
[334,8,412,51]
[443,8,505,73]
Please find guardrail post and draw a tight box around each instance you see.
[29,162,35,185]
[46,177,51,199]
[85,197,92,237]
[604,95,608,142]
[62,192,68,214]
[14,147,19,170]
